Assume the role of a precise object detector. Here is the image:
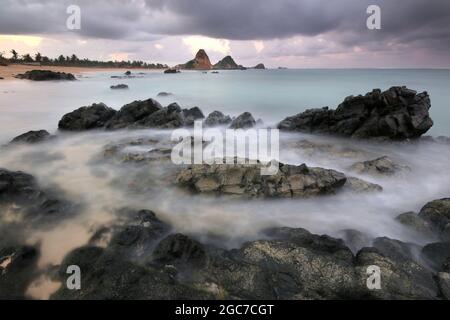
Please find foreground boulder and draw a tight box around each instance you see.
[15,70,76,81]
[176,161,349,198]
[422,242,450,270]
[396,198,450,241]
[350,156,411,176]
[51,206,445,300]
[278,86,433,140]
[0,245,39,299]
[0,168,75,224]
[51,246,212,300]
[58,103,117,131]
[9,130,52,144]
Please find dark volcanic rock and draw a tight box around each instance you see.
[110,84,129,90]
[153,233,207,267]
[211,228,360,299]
[396,198,450,241]
[350,156,411,176]
[343,177,383,193]
[135,103,185,129]
[176,161,348,198]
[9,130,51,144]
[437,272,450,299]
[278,86,433,140]
[396,212,435,237]
[372,237,421,263]
[0,168,75,224]
[204,111,232,127]
[15,70,76,81]
[51,246,212,300]
[0,245,39,299]
[164,69,179,74]
[422,242,450,270]
[109,212,170,260]
[105,99,162,130]
[182,107,205,126]
[418,198,450,237]
[229,112,256,129]
[58,103,117,131]
[51,209,445,300]
[337,229,372,254]
[355,247,438,299]
[157,92,173,97]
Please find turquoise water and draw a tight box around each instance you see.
[1,69,450,142]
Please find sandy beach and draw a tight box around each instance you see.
[0,64,160,80]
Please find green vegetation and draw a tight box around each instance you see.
[1,50,168,69]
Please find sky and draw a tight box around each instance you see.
[0,0,449,68]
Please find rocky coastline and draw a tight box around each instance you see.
[1,85,449,300]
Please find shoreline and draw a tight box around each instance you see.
[0,64,164,80]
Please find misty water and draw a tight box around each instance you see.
[1,69,450,298]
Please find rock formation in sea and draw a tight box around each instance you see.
[253,63,266,69]
[181,49,213,70]
[58,103,117,131]
[213,56,246,70]
[229,112,256,129]
[204,111,232,127]
[9,130,52,144]
[15,70,76,81]
[110,84,129,90]
[278,86,433,140]
[176,161,381,198]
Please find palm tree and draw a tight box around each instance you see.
[22,53,34,63]
[10,49,18,62]
[35,52,42,62]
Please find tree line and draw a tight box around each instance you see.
[0,50,168,69]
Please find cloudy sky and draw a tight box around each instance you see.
[0,0,449,68]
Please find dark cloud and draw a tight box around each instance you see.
[1,0,449,60]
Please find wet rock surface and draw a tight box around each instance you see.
[204,111,232,126]
[350,156,411,176]
[176,161,382,198]
[278,86,433,140]
[58,103,117,131]
[105,99,162,130]
[398,198,450,241]
[0,168,76,224]
[51,214,446,299]
[176,161,349,198]
[229,112,256,129]
[0,245,39,299]
[9,130,52,144]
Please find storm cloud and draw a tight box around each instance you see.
[0,0,449,67]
